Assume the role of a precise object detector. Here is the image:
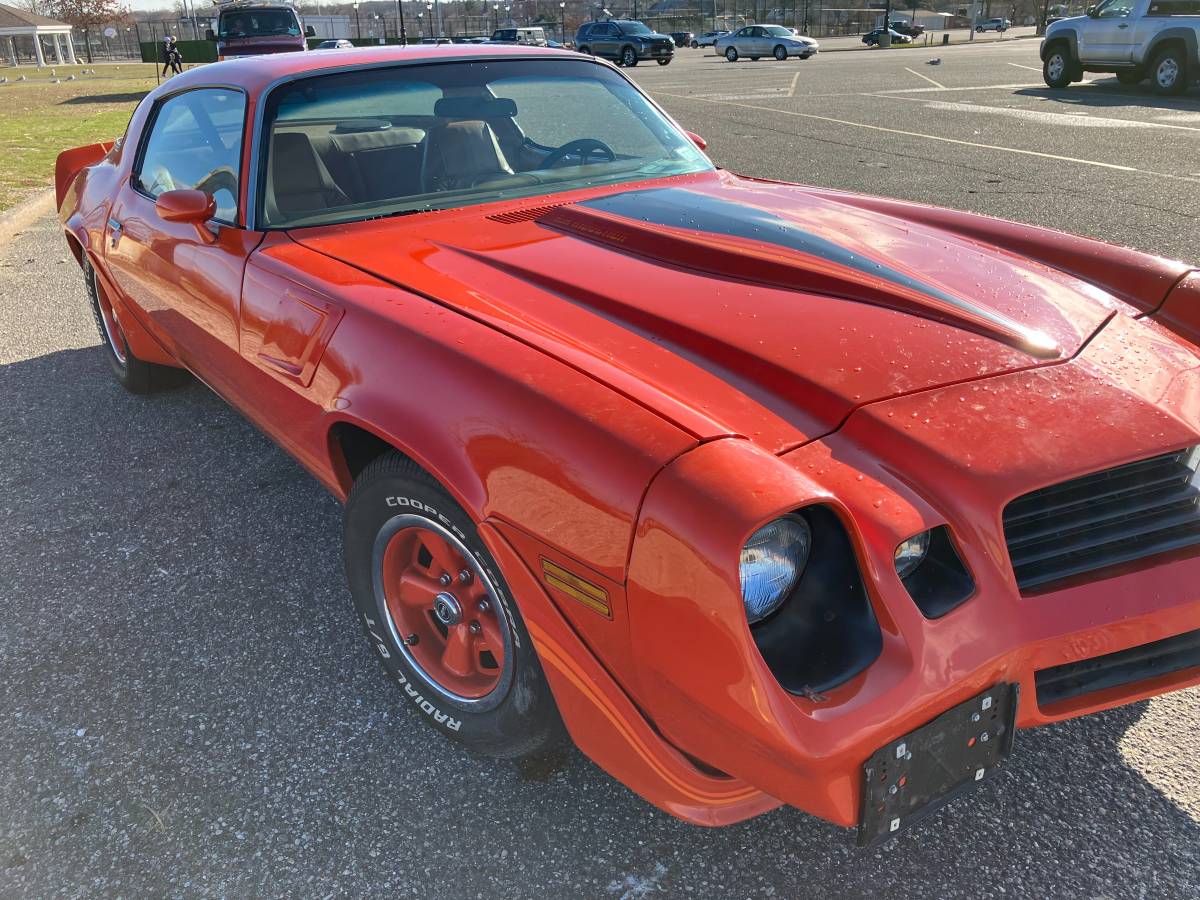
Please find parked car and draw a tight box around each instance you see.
[862,27,913,45]
[693,29,730,47]
[890,19,925,36]
[315,38,354,49]
[53,42,1200,847]
[1042,0,1200,95]
[715,25,819,61]
[576,18,674,66]
[205,0,316,61]
[489,26,548,45]
[976,17,1010,31]
[669,30,694,47]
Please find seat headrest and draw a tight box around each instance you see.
[428,120,513,180]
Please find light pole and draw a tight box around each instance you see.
[559,0,565,42]
[353,1,361,39]
[492,2,499,32]
[426,2,433,37]
[417,11,423,37]
[397,0,407,44]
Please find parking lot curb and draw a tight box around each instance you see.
[0,191,54,250]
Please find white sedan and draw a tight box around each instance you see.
[714,25,819,61]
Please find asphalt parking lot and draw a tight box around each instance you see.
[633,39,1200,261]
[2,39,1199,899]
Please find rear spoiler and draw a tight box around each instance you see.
[54,141,114,211]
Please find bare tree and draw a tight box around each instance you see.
[44,0,131,62]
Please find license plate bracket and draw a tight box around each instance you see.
[858,683,1018,847]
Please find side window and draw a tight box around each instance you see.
[135,88,246,223]
[1095,0,1134,16]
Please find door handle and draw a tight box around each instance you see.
[107,218,123,249]
[1117,22,1129,27]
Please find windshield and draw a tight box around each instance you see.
[260,59,712,228]
[617,22,654,35]
[764,26,795,36]
[219,8,300,38]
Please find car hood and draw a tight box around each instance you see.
[290,173,1149,453]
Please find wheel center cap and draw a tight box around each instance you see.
[433,592,463,627]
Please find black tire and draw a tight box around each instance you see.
[657,56,671,65]
[1149,45,1187,95]
[690,39,698,48]
[725,45,738,61]
[343,452,564,758]
[1116,68,1144,85]
[749,56,760,61]
[1042,44,1073,89]
[83,256,187,394]
[621,45,638,66]
[773,44,787,60]
[975,25,983,32]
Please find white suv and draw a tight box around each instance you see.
[1042,0,1199,94]
[976,17,1010,31]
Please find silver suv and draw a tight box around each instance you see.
[1042,0,1200,94]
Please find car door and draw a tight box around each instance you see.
[104,86,263,392]
[593,22,618,57]
[739,27,763,54]
[1077,0,1140,62]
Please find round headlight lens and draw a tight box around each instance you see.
[739,515,811,624]
[894,531,931,579]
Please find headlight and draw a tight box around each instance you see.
[894,531,931,578]
[740,515,811,623]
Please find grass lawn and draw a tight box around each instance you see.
[0,63,174,214]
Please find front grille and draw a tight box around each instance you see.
[1003,447,1200,591]
[1035,628,1200,708]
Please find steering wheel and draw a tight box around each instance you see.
[541,138,616,169]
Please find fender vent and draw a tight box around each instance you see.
[1003,447,1200,592]
[486,203,568,225]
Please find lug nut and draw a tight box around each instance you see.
[469,621,481,634]
[980,732,990,743]
[477,599,490,613]
[403,633,419,646]
[439,573,452,586]
[459,569,472,584]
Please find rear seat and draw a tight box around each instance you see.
[309,127,427,205]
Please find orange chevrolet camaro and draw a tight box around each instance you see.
[55,44,1200,845]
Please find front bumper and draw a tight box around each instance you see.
[623,313,1200,828]
[638,43,675,59]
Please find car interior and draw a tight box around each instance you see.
[255,61,709,228]
[262,95,638,226]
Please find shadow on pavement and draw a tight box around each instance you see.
[59,91,151,105]
[0,344,1197,897]
[1016,83,1200,109]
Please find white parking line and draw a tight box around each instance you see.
[873,92,1200,132]
[1008,62,1043,72]
[904,66,946,89]
[652,90,1165,174]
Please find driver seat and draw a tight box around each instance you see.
[421,120,515,193]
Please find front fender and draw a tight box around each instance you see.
[1041,26,1078,60]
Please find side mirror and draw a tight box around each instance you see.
[684,130,707,151]
[1085,4,1098,14]
[156,189,217,243]
[205,28,216,41]
[305,25,316,37]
